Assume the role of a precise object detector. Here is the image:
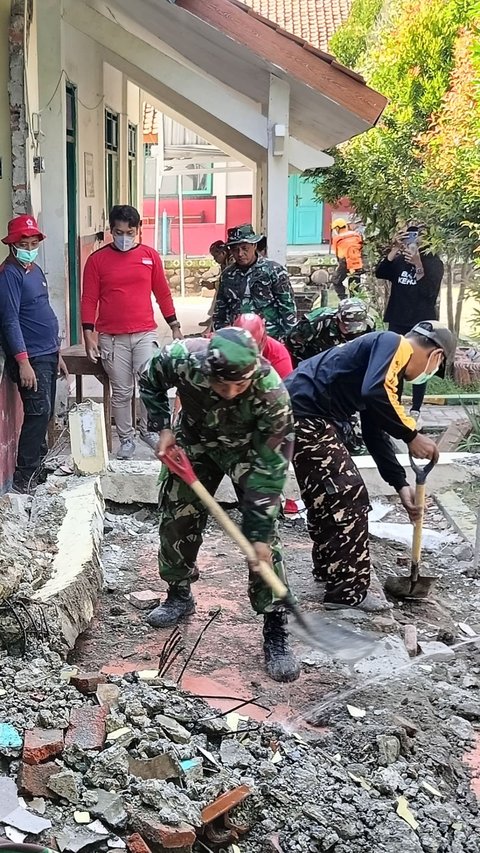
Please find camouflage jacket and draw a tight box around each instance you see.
[139,338,294,542]
[286,307,375,365]
[212,256,296,341]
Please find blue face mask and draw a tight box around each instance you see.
[113,234,136,252]
[14,245,39,265]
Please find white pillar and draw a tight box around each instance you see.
[266,75,289,265]
[36,0,68,344]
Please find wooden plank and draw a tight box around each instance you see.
[436,419,472,453]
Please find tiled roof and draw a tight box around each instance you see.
[241,0,353,51]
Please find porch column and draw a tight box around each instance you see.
[37,0,68,345]
[266,75,289,265]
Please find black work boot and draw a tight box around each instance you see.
[146,586,195,628]
[263,611,300,683]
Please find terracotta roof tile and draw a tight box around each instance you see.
[241,0,353,52]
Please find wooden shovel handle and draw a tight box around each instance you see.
[412,482,426,566]
[189,479,289,600]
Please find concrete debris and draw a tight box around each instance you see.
[419,641,456,662]
[1,805,52,834]
[0,722,22,754]
[47,769,80,803]
[128,590,161,611]
[445,715,474,742]
[90,789,128,829]
[128,753,180,781]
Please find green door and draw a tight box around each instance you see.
[288,174,323,245]
[66,83,79,344]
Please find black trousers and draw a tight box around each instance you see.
[14,353,58,486]
[388,323,427,411]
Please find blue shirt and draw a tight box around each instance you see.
[0,260,59,358]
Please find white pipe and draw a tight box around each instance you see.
[178,173,185,298]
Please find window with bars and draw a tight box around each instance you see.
[128,123,137,207]
[105,109,119,214]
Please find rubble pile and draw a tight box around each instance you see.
[0,648,479,853]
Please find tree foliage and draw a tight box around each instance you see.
[315,0,480,256]
[328,0,384,69]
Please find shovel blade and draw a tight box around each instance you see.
[384,574,436,600]
[289,611,378,663]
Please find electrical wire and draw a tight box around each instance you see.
[39,68,104,113]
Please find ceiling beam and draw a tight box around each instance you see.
[63,0,268,150]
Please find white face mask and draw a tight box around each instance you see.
[411,350,443,385]
[113,234,136,252]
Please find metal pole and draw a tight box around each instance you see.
[153,153,160,252]
[178,174,185,298]
[162,209,168,256]
[473,506,480,575]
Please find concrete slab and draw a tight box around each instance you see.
[32,478,105,653]
[102,455,473,506]
[435,491,479,546]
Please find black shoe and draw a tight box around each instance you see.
[146,587,195,628]
[263,611,300,683]
[312,566,328,583]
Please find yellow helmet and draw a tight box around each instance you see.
[332,217,348,230]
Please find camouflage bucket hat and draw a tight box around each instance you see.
[203,328,261,381]
[226,224,263,246]
[338,297,369,333]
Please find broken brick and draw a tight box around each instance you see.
[23,728,64,765]
[127,833,153,853]
[201,784,252,824]
[403,625,418,659]
[128,590,161,610]
[129,812,195,850]
[65,706,108,751]
[17,761,60,798]
[70,672,106,695]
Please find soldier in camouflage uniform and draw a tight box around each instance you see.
[139,327,300,683]
[212,224,296,341]
[285,298,375,366]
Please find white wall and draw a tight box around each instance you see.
[0,0,12,252]
[64,23,105,238]
[226,163,253,196]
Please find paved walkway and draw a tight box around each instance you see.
[420,404,468,428]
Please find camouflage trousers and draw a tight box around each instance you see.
[293,417,370,605]
[157,442,289,614]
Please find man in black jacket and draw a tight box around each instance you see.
[284,321,456,611]
[375,227,444,425]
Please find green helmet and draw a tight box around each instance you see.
[204,327,261,381]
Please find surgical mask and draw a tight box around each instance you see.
[411,353,442,385]
[14,245,39,265]
[113,234,136,252]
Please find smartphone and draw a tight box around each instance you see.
[403,231,418,246]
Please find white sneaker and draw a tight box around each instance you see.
[409,409,423,430]
[116,438,136,460]
[140,432,159,452]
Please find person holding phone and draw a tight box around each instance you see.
[375,225,445,426]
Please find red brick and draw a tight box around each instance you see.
[17,761,59,798]
[70,672,106,695]
[127,834,153,853]
[65,706,107,750]
[23,728,64,765]
[129,811,196,850]
[201,784,252,824]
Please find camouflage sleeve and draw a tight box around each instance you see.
[271,266,297,339]
[212,272,229,329]
[139,341,187,431]
[241,373,294,543]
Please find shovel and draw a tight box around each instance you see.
[384,454,437,600]
[162,445,377,661]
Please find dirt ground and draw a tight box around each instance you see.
[71,495,480,728]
